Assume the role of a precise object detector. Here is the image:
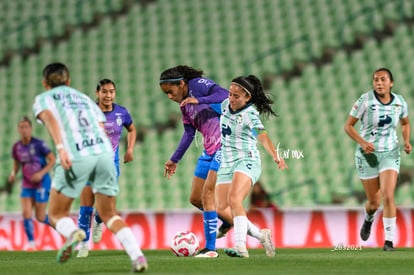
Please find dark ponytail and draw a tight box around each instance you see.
[231,75,277,118]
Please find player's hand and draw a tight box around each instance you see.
[179,97,198,107]
[164,160,177,179]
[276,157,288,171]
[59,149,72,170]
[360,141,375,154]
[30,172,43,183]
[404,142,412,154]
[124,149,134,163]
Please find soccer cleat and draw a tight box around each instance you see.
[57,229,86,263]
[76,242,89,258]
[131,255,148,273]
[260,229,275,257]
[383,240,394,251]
[195,248,219,258]
[360,220,373,241]
[224,246,249,258]
[216,223,233,239]
[92,219,103,244]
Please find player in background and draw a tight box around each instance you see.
[344,68,411,251]
[33,62,147,272]
[8,116,55,250]
[160,65,230,257]
[216,75,287,258]
[77,79,136,258]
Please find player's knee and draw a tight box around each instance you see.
[366,200,380,211]
[381,193,394,207]
[228,195,240,210]
[106,215,123,231]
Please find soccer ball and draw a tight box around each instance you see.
[171,231,199,257]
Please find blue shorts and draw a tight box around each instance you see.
[194,149,222,180]
[20,176,51,203]
[85,160,119,186]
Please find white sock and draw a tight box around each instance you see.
[383,217,396,242]
[56,217,78,239]
[116,227,143,261]
[233,216,248,248]
[364,208,376,222]
[247,219,263,240]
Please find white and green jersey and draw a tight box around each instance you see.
[349,90,408,152]
[33,86,113,159]
[220,98,265,168]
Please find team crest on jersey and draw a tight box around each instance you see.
[393,104,402,115]
[236,114,243,124]
[116,115,122,126]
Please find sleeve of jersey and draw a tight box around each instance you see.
[123,109,133,128]
[40,140,52,155]
[32,95,46,123]
[400,96,408,118]
[349,94,366,119]
[197,85,229,105]
[170,124,196,163]
[247,111,265,137]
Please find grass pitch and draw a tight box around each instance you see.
[1,248,413,275]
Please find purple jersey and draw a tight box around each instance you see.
[11,137,52,189]
[102,103,133,163]
[171,77,228,162]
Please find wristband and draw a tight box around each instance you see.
[56,144,64,151]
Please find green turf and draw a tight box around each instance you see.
[1,248,413,275]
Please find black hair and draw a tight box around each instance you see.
[96,78,116,91]
[159,65,203,85]
[231,75,277,118]
[374,67,394,81]
[18,116,32,126]
[42,62,70,88]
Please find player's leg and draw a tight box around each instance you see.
[379,169,398,251]
[379,148,400,251]
[196,170,219,257]
[91,161,119,245]
[193,152,220,258]
[77,184,95,257]
[93,152,147,272]
[34,179,51,225]
[95,194,147,272]
[215,182,233,238]
[49,188,86,263]
[356,149,381,241]
[360,177,380,241]
[224,171,252,258]
[51,161,94,263]
[21,189,36,249]
[189,176,204,209]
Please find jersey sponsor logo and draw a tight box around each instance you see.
[221,124,231,137]
[76,137,104,151]
[378,115,392,127]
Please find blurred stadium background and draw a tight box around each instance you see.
[1,0,413,212]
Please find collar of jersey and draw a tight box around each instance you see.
[373,90,394,106]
